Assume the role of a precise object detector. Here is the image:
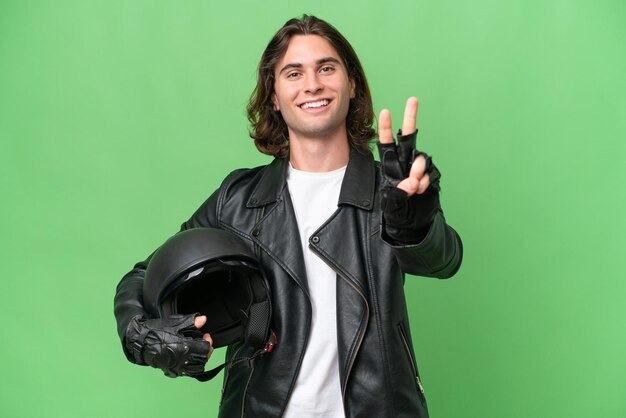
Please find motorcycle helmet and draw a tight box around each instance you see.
[143,227,272,351]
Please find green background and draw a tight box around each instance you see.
[1,1,625,417]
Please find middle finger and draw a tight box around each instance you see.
[401,96,419,135]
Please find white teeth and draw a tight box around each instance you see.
[300,100,329,109]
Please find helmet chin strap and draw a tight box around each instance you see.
[193,331,278,382]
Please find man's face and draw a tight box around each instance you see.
[273,35,355,143]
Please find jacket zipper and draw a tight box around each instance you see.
[334,269,370,402]
[309,241,370,403]
[398,323,425,395]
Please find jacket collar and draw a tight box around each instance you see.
[246,147,376,211]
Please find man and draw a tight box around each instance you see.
[114,15,462,418]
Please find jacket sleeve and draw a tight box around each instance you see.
[113,188,220,363]
[382,209,463,279]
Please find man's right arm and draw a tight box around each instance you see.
[113,188,220,363]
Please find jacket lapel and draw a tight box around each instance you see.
[244,150,379,390]
[246,158,310,296]
[308,149,378,390]
[310,149,376,293]
[244,149,377,299]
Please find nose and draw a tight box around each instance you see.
[304,72,323,94]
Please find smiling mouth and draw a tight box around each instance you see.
[299,99,330,110]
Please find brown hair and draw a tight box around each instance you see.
[247,15,376,158]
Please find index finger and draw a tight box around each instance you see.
[401,97,419,135]
[378,109,394,144]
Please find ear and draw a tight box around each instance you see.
[349,78,356,99]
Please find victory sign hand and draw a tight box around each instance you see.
[377,97,441,243]
[377,97,431,195]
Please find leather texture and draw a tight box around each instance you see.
[378,130,443,243]
[125,313,211,378]
[114,148,463,418]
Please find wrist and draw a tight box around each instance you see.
[125,315,148,365]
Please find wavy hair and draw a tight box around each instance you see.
[247,15,376,158]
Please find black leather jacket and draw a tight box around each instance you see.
[114,148,463,418]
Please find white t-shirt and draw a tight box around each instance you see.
[282,163,347,418]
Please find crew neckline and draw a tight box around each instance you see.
[288,162,347,178]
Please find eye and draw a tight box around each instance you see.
[286,71,301,79]
[320,66,335,74]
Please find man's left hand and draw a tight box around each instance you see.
[377,96,441,244]
[378,96,430,194]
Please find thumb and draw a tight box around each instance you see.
[396,177,420,196]
[194,315,207,329]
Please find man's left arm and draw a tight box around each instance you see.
[378,97,463,278]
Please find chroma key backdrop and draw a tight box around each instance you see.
[1,1,625,417]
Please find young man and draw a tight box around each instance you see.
[114,15,462,418]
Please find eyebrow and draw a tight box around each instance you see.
[278,57,342,75]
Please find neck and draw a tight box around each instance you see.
[288,132,350,172]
